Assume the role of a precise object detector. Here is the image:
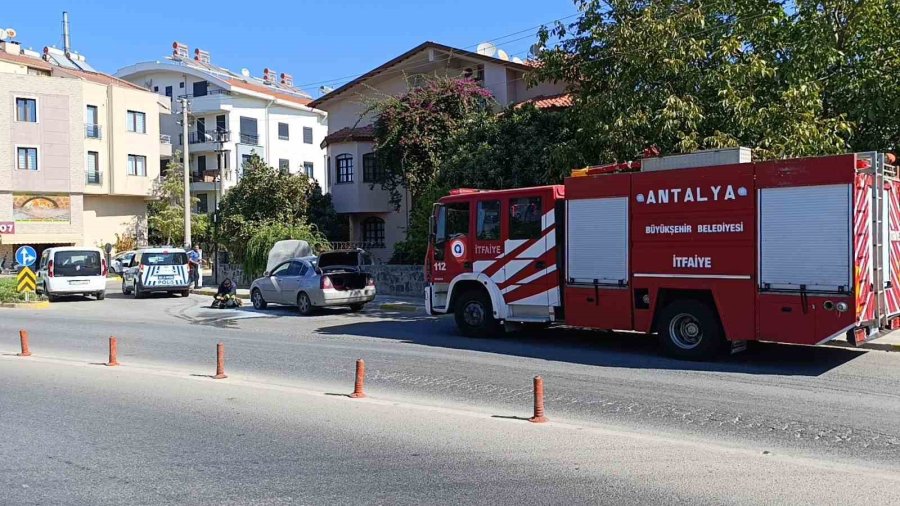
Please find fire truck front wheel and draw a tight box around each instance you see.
[657,300,725,361]
[454,289,502,338]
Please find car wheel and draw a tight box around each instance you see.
[133,282,144,299]
[45,283,58,303]
[657,299,725,361]
[121,279,131,295]
[454,289,502,338]
[180,289,190,297]
[96,291,106,301]
[349,303,366,312]
[251,288,267,310]
[297,292,314,316]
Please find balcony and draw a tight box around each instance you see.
[160,134,172,158]
[238,133,259,145]
[175,89,233,113]
[85,170,103,185]
[176,88,232,100]
[85,123,102,139]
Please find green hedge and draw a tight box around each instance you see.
[0,277,42,303]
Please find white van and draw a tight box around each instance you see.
[122,247,191,298]
[36,247,108,301]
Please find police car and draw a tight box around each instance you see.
[122,247,191,298]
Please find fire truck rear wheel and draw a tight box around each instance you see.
[658,300,724,361]
[455,289,502,338]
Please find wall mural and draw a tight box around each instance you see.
[13,194,71,223]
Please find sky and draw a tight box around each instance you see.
[2,0,579,97]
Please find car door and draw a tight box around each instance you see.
[278,261,307,304]
[36,250,50,289]
[264,262,292,303]
[124,253,140,288]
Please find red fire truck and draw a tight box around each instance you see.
[424,149,900,360]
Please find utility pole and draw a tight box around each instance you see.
[180,97,192,248]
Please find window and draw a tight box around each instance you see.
[279,159,290,173]
[303,126,313,144]
[86,105,99,138]
[437,203,470,242]
[165,86,173,98]
[477,200,501,240]
[241,154,252,167]
[126,110,146,133]
[239,116,258,144]
[363,153,383,182]
[17,147,38,170]
[216,115,226,133]
[303,161,314,178]
[179,82,185,88]
[362,217,386,247]
[193,80,208,97]
[127,154,147,176]
[196,117,206,139]
[336,154,353,183]
[153,86,159,93]
[196,194,209,214]
[509,197,542,239]
[278,122,289,140]
[271,262,291,277]
[15,98,37,122]
[141,252,188,265]
[197,155,207,173]
[86,151,100,184]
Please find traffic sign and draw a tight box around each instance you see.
[17,266,36,293]
[15,245,36,268]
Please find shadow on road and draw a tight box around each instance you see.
[316,315,867,377]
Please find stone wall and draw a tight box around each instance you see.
[217,262,425,298]
[361,264,424,298]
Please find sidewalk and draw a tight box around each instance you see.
[190,286,424,313]
[830,329,900,352]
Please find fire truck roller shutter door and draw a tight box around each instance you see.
[759,184,852,292]
[566,197,629,285]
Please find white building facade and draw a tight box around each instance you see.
[116,44,327,214]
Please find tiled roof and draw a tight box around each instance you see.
[513,93,573,110]
[0,51,53,71]
[321,125,375,148]
[226,78,313,107]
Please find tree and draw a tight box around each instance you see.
[147,153,208,247]
[371,77,495,209]
[217,154,336,270]
[534,0,899,162]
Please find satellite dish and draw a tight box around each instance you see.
[476,42,497,57]
[497,49,510,61]
[241,68,250,77]
[529,43,544,57]
[512,57,524,64]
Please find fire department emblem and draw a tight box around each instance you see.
[450,239,466,258]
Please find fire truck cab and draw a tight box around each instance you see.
[425,149,899,360]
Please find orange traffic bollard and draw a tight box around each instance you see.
[106,336,120,367]
[17,330,31,357]
[213,342,227,379]
[529,376,548,423]
[349,359,366,398]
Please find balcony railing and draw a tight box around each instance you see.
[176,89,232,100]
[238,133,259,145]
[85,170,103,185]
[85,123,101,139]
[179,130,231,145]
[160,134,172,144]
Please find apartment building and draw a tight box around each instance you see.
[308,41,567,262]
[0,36,170,264]
[116,43,327,214]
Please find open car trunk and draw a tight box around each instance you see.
[317,250,372,291]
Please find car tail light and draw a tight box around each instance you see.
[101,258,108,277]
[366,276,375,287]
[321,275,333,289]
[48,260,54,277]
[139,264,145,275]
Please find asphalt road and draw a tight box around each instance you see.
[2,280,900,502]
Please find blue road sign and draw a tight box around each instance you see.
[15,245,37,268]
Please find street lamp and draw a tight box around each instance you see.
[178,97,192,248]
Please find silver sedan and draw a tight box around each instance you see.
[249,257,376,315]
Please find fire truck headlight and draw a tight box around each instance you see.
[835,302,849,313]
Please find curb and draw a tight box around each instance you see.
[829,340,900,353]
[379,303,422,313]
[0,301,50,309]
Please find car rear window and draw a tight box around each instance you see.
[53,250,102,277]
[141,252,188,266]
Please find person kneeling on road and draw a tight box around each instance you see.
[211,278,242,309]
